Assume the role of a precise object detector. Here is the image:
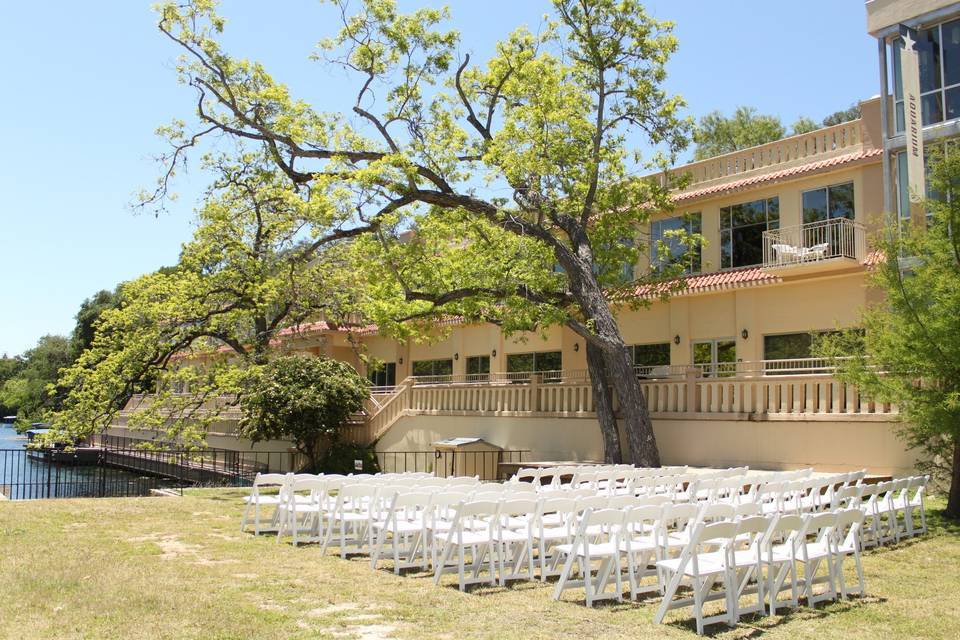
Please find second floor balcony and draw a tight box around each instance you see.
[762,218,866,272]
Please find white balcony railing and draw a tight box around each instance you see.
[762,218,866,268]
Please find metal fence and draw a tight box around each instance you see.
[0,446,255,501]
[376,449,529,481]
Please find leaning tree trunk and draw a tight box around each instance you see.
[563,260,661,467]
[585,341,622,464]
[948,438,960,519]
[600,341,660,467]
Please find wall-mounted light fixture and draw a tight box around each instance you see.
[573,342,580,352]
[399,357,404,364]
[491,349,497,358]
[741,329,749,340]
[454,353,459,360]
[673,335,681,345]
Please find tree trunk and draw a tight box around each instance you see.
[600,341,660,467]
[586,341,622,464]
[948,438,960,519]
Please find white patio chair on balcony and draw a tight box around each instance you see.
[771,243,801,265]
[800,242,830,261]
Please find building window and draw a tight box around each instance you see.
[650,213,702,274]
[506,351,562,381]
[368,362,397,387]
[631,343,670,367]
[893,18,960,131]
[895,142,952,222]
[763,331,846,374]
[720,197,780,269]
[692,339,736,377]
[465,355,490,381]
[411,358,453,377]
[801,183,855,224]
[631,343,671,378]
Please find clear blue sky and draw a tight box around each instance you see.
[0,0,877,357]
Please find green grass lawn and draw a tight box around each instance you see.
[1,490,959,640]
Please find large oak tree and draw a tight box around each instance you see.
[150,0,691,464]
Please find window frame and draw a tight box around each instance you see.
[719,197,780,269]
[893,18,960,131]
[367,361,397,388]
[411,358,454,378]
[801,182,856,224]
[649,212,702,275]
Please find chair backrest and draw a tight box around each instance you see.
[833,508,865,549]
[698,502,735,523]
[576,507,625,538]
[690,520,738,552]
[505,482,539,495]
[799,511,837,544]
[607,494,640,510]
[497,498,539,528]
[575,495,609,513]
[636,494,672,508]
[252,472,288,488]
[563,487,597,499]
[449,500,499,537]
[622,504,662,538]
[734,502,761,518]
[512,467,542,483]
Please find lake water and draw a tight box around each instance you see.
[0,422,154,500]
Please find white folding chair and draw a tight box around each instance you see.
[654,521,738,635]
[240,472,289,535]
[833,508,866,600]
[552,508,627,607]
[370,491,433,573]
[794,512,839,607]
[321,484,378,559]
[620,504,664,599]
[493,497,538,585]
[433,500,500,591]
[532,496,578,581]
[762,514,804,616]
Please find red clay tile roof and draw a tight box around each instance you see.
[673,149,883,203]
[631,266,781,300]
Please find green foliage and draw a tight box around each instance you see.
[816,149,960,515]
[321,441,381,474]
[52,153,367,444]
[0,335,73,426]
[822,103,861,127]
[71,288,121,359]
[237,355,370,469]
[693,106,785,160]
[790,116,820,135]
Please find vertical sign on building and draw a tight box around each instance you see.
[899,24,926,222]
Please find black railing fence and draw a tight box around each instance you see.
[376,449,529,481]
[0,445,262,501]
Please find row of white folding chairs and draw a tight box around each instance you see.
[833,475,929,546]
[511,465,690,492]
[549,504,866,635]
[240,471,466,536]
[285,478,541,551]
[368,488,831,590]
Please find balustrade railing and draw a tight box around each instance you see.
[762,218,866,267]
[670,120,864,192]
